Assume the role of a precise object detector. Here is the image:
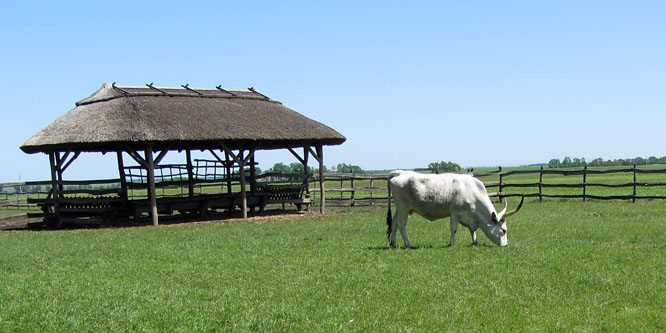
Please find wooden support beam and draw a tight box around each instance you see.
[315,144,325,214]
[60,151,81,174]
[288,147,306,165]
[220,143,257,165]
[250,153,257,195]
[220,143,258,219]
[126,147,148,169]
[55,150,71,170]
[209,149,225,165]
[302,146,310,185]
[55,151,64,199]
[153,148,169,166]
[305,146,320,162]
[186,150,195,197]
[117,151,128,201]
[145,146,159,226]
[224,151,232,195]
[238,150,247,218]
[48,151,61,226]
[220,144,246,217]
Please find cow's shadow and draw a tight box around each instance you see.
[367,243,493,250]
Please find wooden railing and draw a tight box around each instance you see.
[307,166,666,206]
[474,165,666,202]
[3,165,666,212]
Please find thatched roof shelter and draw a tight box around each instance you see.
[21,82,345,154]
[21,83,345,227]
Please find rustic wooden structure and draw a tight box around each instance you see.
[20,83,345,227]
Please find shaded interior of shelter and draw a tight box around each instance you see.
[26,149,316,229]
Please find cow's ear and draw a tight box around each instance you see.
[491,212,498,223]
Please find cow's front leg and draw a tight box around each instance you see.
[470,228,479,246]
[449,216,459,246]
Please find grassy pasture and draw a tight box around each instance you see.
[2,201,665,331]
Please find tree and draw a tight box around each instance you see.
[428,161,461,173]
[265,162,291,174]
[562,157,572,168]
[334,163,364,174]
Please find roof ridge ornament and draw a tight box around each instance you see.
[215,85,236,96]
[248,87,270,100]
[111,82,129,96]
[146,83,167,95]
[181,84,204,96]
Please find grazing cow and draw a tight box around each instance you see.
[387,170,524,247]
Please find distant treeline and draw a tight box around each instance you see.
[262,162,363,174]
[548,156,666,168]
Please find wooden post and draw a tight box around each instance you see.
[250,153,256,195]
[220,144,256,219]
[302,147,310,193]
[116,151,128,202]
[238,149,247,218]
[316,145,325,214]
[249,153,256,213]
[633,164,637,203]
[186,149,195,197]
[48,151,61,226]
[583,166,587,202]
[498,166,503,203]
[224,151,232,195]
[145,146,159,226]
[351,170,356,207]
[539,165,543,202]
[55,152,64,199]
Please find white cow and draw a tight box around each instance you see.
[387,170,524,247]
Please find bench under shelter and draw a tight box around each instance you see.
[20,83,345,227]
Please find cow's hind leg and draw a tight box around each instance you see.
[390,211,401,248]
[393,209,412,248]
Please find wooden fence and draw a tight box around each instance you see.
[3,165,666,211]
[308,165,666,206]
[473,165,666,202]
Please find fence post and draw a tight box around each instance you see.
[633,164,637,203]
[539,166,543,202]
[583,166,587,202]
[369,177,374,205]
[350,171,356,207]
[498,166,503,203]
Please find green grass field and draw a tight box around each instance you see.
[2,200,665,331]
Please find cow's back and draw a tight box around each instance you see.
[389,170,484,220]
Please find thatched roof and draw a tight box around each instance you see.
[21,83,345,154]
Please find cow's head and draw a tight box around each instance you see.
[484,197,524,246]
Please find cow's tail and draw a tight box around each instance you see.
[386,177,392,244]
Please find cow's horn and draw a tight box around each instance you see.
[503,197,525,218]
[497,200,508,219]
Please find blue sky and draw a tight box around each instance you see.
[1,1,664,181]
